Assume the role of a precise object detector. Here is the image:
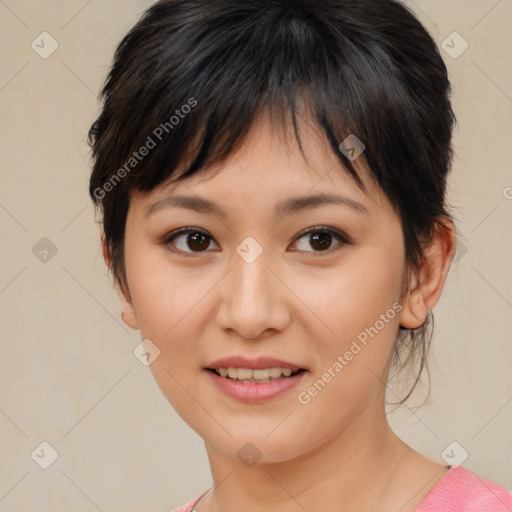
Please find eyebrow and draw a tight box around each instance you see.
[145,192,370,219]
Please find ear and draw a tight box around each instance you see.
[101,234,139,330]
[399,218,456,329]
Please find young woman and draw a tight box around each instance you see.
[88,0,512,510]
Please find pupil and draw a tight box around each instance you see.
[188,233,209,251]
[310,233,331,251]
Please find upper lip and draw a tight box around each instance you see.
[206,356,306,371]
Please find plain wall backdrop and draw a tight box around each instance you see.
[1,0,511,510]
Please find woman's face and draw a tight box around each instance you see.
[121,117,409,463]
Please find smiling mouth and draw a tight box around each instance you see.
[206,367,307,383]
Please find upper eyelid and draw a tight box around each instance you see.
[294,226,348,240]
[164,226,346,240]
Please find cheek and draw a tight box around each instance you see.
[305,246,403,338]
[125,255,208,418]
[125,239,205,338]
[296,243,404,392]
[291,273,402,441]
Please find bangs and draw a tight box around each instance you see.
[89,0,426,199]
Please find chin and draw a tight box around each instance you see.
[204,423,314,465]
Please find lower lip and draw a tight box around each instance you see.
[205,369,308,403]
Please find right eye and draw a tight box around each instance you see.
[162,227,220,256]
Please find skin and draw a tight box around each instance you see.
[107,114,456,512]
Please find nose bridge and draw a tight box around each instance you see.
[232,237,273,307]
[217,236,287,338]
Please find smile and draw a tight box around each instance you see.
[210,367,303,382]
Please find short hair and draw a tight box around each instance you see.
[88,0,457,404]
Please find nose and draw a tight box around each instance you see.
[215,245,290,340]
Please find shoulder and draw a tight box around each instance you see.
[416,465,512,512]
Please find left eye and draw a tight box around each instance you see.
[291,227,348,254]
[162,226,348,255]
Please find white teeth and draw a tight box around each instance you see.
[269,367,283,378]
[237,368,253,380]
[215,367,299,381]
[253,369,270,379]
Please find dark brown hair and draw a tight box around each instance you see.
[88,0,457,404]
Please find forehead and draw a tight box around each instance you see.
[131,116,387,219]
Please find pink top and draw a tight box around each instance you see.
[170,466,512,512]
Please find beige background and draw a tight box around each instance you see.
[0,1,511,510]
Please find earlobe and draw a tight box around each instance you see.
[398,284,429,330]
[398,218,456,330]
[101,233,139,330]
[119,287,139,330]
[101,232,112,269]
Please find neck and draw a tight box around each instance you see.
[197,404,426,512]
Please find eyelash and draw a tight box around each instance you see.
[161,226,350,257]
